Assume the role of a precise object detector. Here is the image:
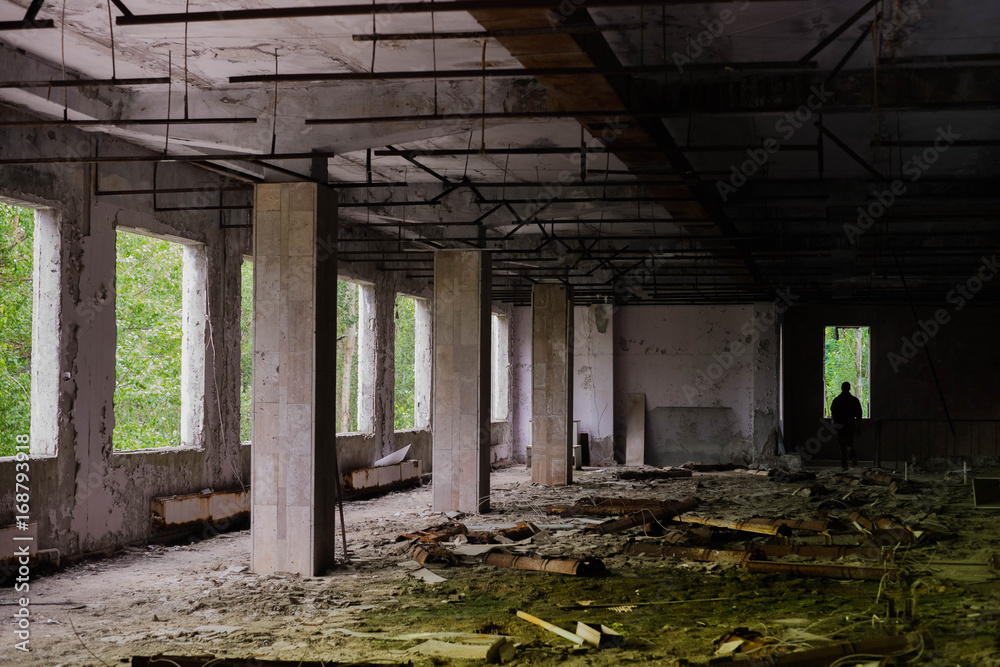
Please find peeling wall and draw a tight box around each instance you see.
[613,305,775,467]
[573,304,615,465]
[510,303,778,468]
[783,303,1000,467]
[0,111,251,559]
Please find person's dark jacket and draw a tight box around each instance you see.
[831,392,863,428]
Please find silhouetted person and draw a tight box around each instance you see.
[831,382,863,470]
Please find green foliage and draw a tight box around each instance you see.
[0,203,34,457]
[336,280,360,433]
[113,231,184,450]
[394,295,416,430]
[239,259,253,442]
[824,326,870,418]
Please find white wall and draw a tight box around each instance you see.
[572,305,615,464]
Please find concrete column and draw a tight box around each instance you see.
[414,298,433,429]
[531,284,574,486]
[432,250,491,513]
[251,182,339,576]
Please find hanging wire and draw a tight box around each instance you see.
[480,39,488,153]
[183,0,191,119]
[105,0,117,80]
[164,52,172,154]
[60,0,68,120]
[270,49,279,154]
[370,0,377,73]
[431,0,438,115]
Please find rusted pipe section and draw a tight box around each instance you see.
[744,561,897,581]
[483,552,606,576]
[586,497,699,535]
[676,514,792,537]
[849,512,918,544]
[754,544,890,562]
[747,517,830,532]
[624,540,752,565]
[547,498,665,517]
[496,521,539,542]
[411,544,457,566]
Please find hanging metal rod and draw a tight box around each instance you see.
[0,117,257,127]
[352,21,645,41]
[374,145,814,157]
[231,61,814,84]
[0,77,170,88]
[0,149,339,166]
[117,0,802,26]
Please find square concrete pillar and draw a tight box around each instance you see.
[433,250,492,513]
[251,182,339,576]
[531,284,574,486]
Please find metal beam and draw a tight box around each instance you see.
[352,21,645,41]
[0,77,170,88]
[0,0,54,30]
[117,0,802,26]
[231,62,814,84]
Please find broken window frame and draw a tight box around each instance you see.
[112,227,208,452]
[0,203,60,459]
[823,325,871,419]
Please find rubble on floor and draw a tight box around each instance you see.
[10,464,1000,666]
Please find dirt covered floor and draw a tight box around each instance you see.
[3,463,1000,666]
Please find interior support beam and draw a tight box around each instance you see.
[531,284,574,485]
[251,182,340,576]
[432,250,492,513]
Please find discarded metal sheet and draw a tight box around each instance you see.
[410,567,447,584]
[516,610,585,645]
[676,514,792,537]
[744,560,897,581]
[576,622,625,649]
[623,540,752,566]
[497,521,539,541]
[677,629,932,667]
[407,637,515,663]
[746,517,830,532]
[483,552,606,576]
[586,497,699,535]
[373,443,411,468]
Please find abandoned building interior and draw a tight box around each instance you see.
[1,0,1000,664]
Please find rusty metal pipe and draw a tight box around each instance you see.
[483,552,606,576]
[586,497,699,535]
[676,515,791,537]
[745,561,897,581]
[624,541,751,565]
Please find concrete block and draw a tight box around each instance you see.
[152,489,250,529]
